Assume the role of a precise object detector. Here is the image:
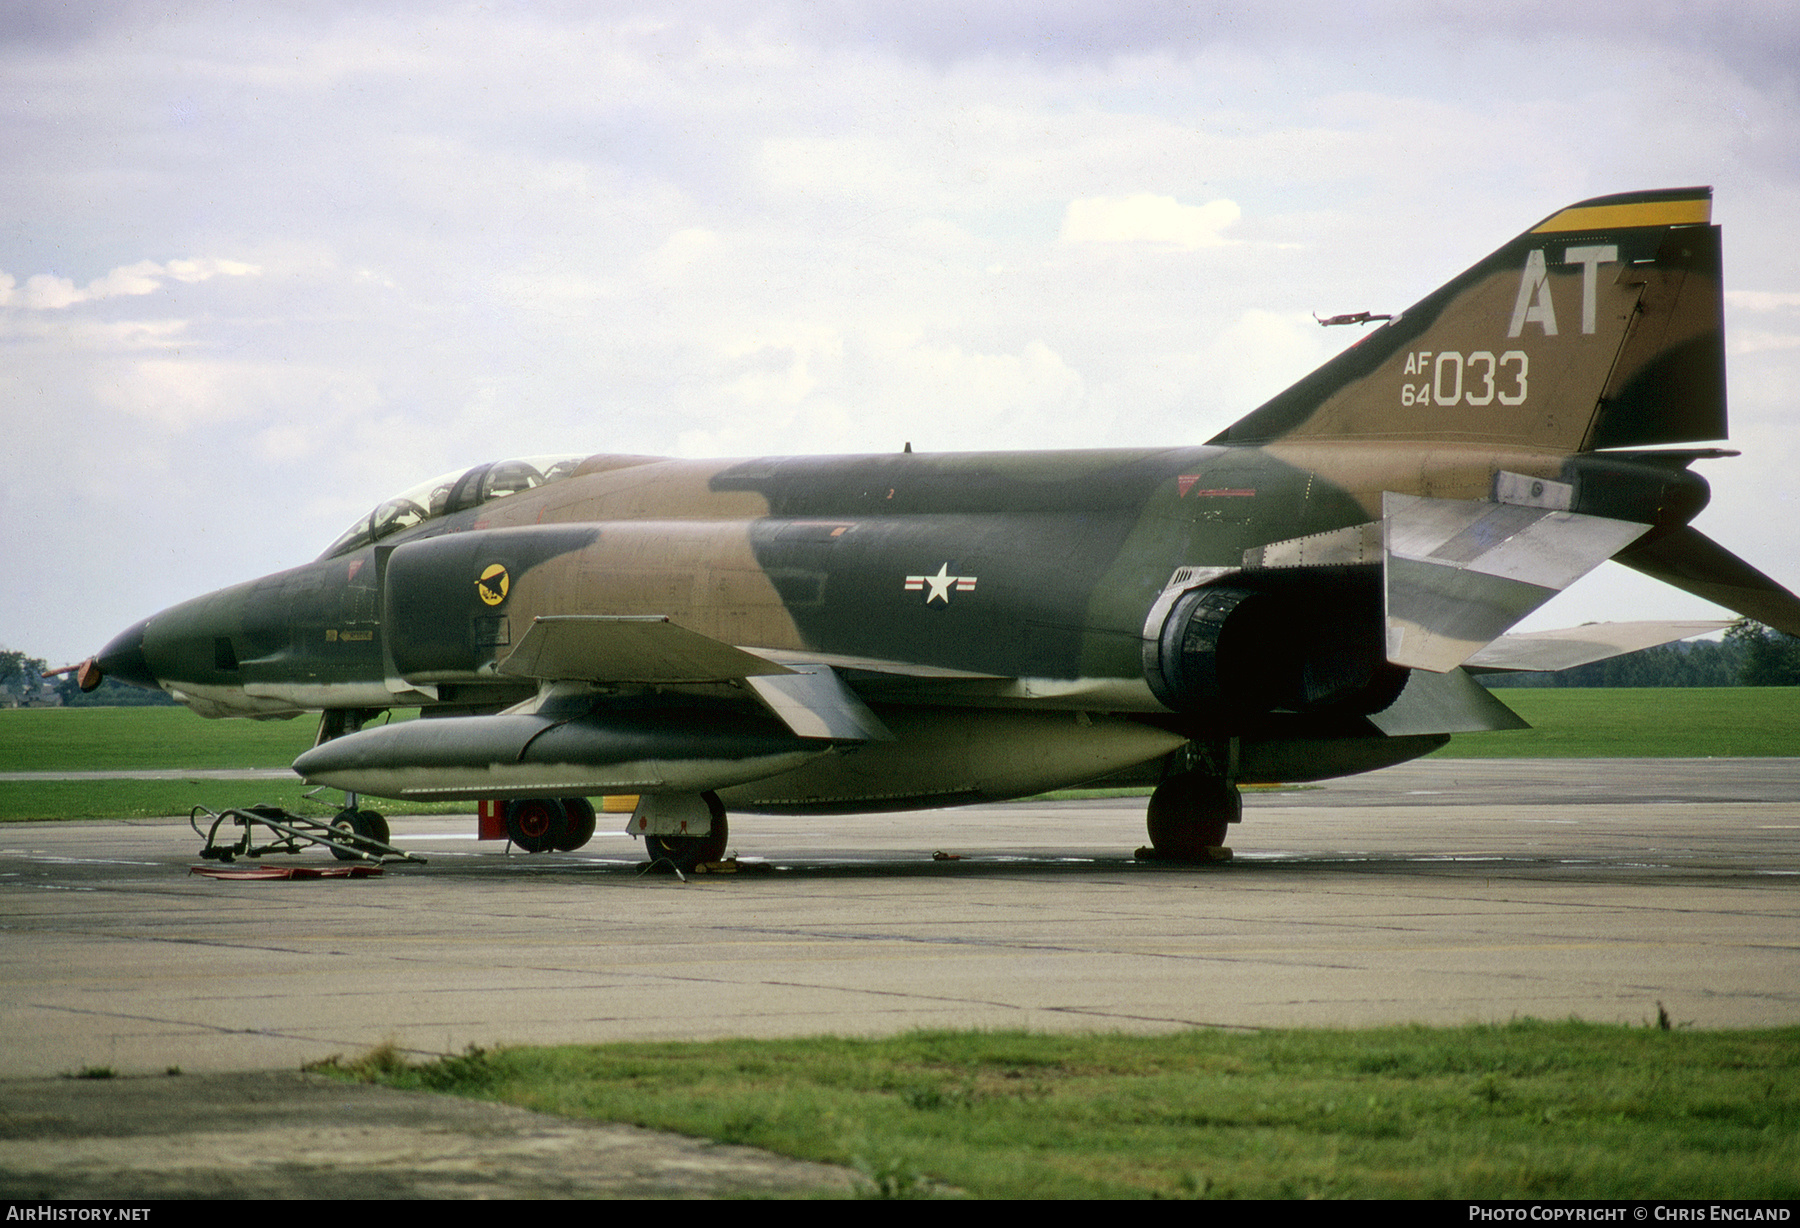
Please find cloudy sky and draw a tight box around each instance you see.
[3,1,1797,669]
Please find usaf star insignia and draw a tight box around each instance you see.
[904,563,977,604]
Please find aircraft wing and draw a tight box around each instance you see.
[292,617,902,800]
[497,615,895,742]
[496,614,794,683]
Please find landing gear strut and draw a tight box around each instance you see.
[642,792,730,871]
[1140,772,1240,861]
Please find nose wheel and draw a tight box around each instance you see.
[329,807,392,861]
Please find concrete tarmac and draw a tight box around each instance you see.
[2,757,1796,1197]
[0,1071,860,1199]
[3,757,1797,1079]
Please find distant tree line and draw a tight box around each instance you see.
[0,648,179,707]
[1483,620,1800,688]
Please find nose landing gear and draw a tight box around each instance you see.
[328,807,392,861]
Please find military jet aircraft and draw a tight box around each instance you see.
[79,187,1800,867]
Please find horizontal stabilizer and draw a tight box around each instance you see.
[1615,526,1800,637]
[498,615,793,683]
[1466,620,1729,674]
[746,665,896,742]
[1384,493,1648,671]
[1367,666,1531,736]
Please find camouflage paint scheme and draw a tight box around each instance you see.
[88,188,1800,854]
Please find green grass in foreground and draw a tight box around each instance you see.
[319,1023,1800,1199]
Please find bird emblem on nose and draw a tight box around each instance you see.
[476,564,510,606]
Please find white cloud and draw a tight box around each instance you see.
[0,315,190,348]
[17,273,82,309]
[82,261,165,299]
[878,337,1087,449]
[716,320,842,401]
[1200,309,1342,412]
[0,258,260,310]
[1060,195,1242,249]
[1726,292,1800,354]
[93,359,251,430]
[642,227,723,280]
[88,357,384,437]
[1726,290,1800,311]
[1730,330,1800,356]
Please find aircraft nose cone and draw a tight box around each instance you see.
[97,617,160,691]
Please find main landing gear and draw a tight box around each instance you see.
[504,797,598,853]
[1139,771,1240,862]
[641,792,730,872]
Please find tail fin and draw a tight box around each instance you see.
[1212,187,1725,452]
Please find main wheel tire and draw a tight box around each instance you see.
[329,808,391,861]
[642,793,728,870]
[555,797,597,851]
[505,798,568,854]
[1144,774,1240,860]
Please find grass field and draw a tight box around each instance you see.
[0,704,317,772]
[1427,686,1800,758]
[0,706,426,821]
[4,688,1798,820]
[320,1023,1800,1199]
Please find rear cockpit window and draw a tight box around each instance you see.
[321,454,588,559]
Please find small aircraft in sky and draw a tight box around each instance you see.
[77,187,1800,867]
[1313,310,1395,327]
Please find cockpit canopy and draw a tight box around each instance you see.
[321,454,589,559]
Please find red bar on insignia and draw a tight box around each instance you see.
[955,579,976,590]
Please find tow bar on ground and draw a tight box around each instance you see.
[189,863,386,880]
[190,804,427,865]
